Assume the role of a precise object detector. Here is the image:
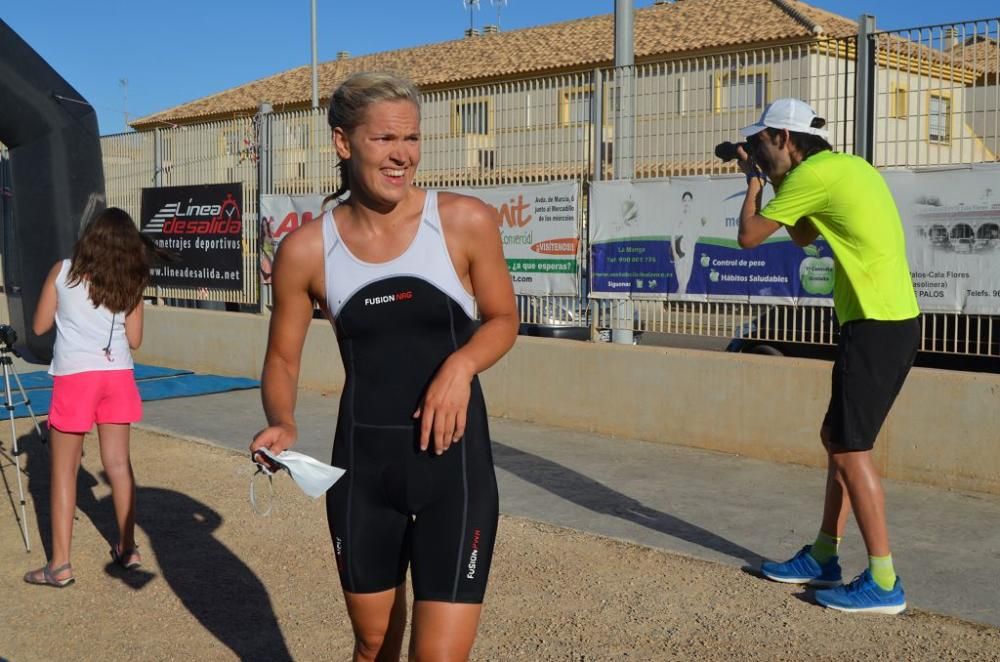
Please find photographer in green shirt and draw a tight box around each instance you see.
[736,99,919,615]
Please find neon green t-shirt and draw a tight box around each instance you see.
[760,150,919,323]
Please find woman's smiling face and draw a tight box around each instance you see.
[334,99,421,207]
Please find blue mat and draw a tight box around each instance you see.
[137,374,260,400]
[2,364,193,393]
[9,373,259,419]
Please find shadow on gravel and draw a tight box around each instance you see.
[24,442,294,662]
[493,440,762,566]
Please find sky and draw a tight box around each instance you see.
[3,1,999,135]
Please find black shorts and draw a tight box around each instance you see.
[327,382,499,604]
[823,317,919,451]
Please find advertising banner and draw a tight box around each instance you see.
[884,164,1000,314]
[261,184,581,296]
[590,178,834,305]
[450,182,581,296]
[141,183,244,290]
[259,193,327,284]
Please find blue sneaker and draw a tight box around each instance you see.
[760,545,842,587]
[814,569,907,614]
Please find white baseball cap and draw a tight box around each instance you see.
[740,98,829,139]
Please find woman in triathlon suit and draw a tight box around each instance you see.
[251,72,518,661]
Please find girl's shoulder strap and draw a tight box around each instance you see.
[57,259,72,281]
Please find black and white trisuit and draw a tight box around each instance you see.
[322,190,498,604]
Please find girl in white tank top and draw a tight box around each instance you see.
[24,207,167,588]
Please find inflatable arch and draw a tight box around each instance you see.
[0,19,105,362]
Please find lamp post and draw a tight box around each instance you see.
[311,0,319,108]
[614,0,634,180]
[612,0,635,344]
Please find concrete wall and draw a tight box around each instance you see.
[480,336,1000,496]
[134,306,344,391]
[133,305,1000,495]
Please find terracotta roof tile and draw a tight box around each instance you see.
[133,0,858,128]
[946,36,1000,76]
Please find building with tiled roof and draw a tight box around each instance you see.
[95,1,998,307]
[946,33,1000,157]
[133,0,861,129]
[123,0,994,191]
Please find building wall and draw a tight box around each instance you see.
[870,65,996,166]
[966,84,1000,158]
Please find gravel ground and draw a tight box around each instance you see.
[1,426,998,661]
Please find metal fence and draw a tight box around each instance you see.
[103,117,261,306]
[265,108,338,196]
[600,37,858,179]
[873,19,1000,168]
[98,16,1000,358]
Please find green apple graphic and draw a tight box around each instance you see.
[700,253,711,268]
[709,269,720,283]
[799,245,834,295]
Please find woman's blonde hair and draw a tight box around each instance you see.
[324,71,421,207]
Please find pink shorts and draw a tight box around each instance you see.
[48,370,143,433]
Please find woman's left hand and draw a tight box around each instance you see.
[413,354,475,455]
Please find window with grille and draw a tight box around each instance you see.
[928,94,951,143]
[890,86,908,119]
[563,88,592,124]
[222,130,242,157]
[477,149,495,170]
[284,121,310,149]
[159,135,173,166]
[453,99,490,135]
[718,71,768,111]
[558,84,618,125]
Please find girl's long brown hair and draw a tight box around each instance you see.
[67,207,160,313]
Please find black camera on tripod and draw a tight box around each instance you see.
[0,324,17,348]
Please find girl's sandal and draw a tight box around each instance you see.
[23,563,75,588]
[111,543,142,570]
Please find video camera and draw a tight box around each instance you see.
[0,324,17,348]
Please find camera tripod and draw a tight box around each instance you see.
[0,339,45,552]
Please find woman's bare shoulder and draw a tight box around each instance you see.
[436,191,498,238]
[277,212,326,257]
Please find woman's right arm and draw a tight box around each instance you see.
[250,225,323,457]
[32,262,63,336]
